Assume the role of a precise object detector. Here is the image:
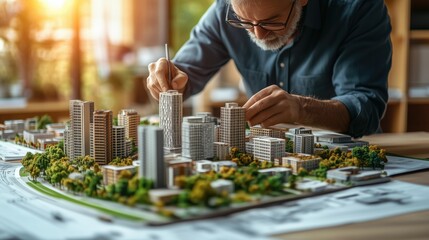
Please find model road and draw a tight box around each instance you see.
[0,161,253,240]
[0,161,145,239]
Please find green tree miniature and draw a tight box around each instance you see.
[285,140,294,153]
[297,167,308,179]
[288,175,297,189]
[189,180,216,205]
[36,115,53,130]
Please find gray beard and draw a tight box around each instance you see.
[247,4,303,51]
[247,31,292,51]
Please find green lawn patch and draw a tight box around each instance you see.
[19,167,29,177]
[26,181,146,222]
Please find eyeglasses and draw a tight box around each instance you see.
[225,0,296,31]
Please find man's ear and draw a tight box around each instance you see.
[299,0,309,7]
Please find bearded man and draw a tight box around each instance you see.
[146,0,392,138]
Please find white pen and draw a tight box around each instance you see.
[165,43,171,84]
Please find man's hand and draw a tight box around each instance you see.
[146,58,188,101]
[243,85,300,128]
[243,84,351,133]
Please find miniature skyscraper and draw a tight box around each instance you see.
[112,126,127,158]
[138,125,165,188]
[118,109,140,145]
[288,128,314,154]
[159,90,182,153]
[295,134,314,154]
[220,102,246,152]
[182,116,214,160]
[91,110,113,165]
[68,100,94,160]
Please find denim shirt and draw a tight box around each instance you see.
[173,0,392,138]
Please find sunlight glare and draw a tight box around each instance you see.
[39,0,68,12]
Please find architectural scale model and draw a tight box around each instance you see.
[8,98,390,224]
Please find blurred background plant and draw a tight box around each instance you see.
[0,0,75,101]
[0,0,215,116]
[0,0,21,98]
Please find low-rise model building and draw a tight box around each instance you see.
[101,165,137,186]
[253,136,285,162]
[281,154,321,174]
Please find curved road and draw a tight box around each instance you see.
[0,162,145,239]
[0,161,252,240]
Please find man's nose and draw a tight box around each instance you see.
[252,25,269,39]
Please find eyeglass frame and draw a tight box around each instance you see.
[225,0,296,32]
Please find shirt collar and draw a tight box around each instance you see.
[303,0,321,30]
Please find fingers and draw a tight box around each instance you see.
[154,58,171,92]
[244,85,278,120]
[171,68,188,90]
[247,104,281,127]
[260,112,284,128]
[244,85,297,127]
[146,58,188,100]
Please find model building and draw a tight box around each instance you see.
[182,115,214,160]
[91,110,113,165]
[220,102,246,152]
[118,109,140,145]
[65,100,94,160]
[159,90,182,153]
[138,125,165,188]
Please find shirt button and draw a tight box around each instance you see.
[279,82,284,87]
[280,62,285,68]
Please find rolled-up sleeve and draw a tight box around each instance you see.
[332,0,392,137]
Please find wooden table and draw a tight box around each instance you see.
[276,171,429,240]
[277,132,429,240]
[0,101,69,123]
[362,132,429,159]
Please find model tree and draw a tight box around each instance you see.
[36,115,52,130]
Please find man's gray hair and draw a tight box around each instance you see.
[225,0,291,7]
[225,0,259,5]
[225,0,263,5]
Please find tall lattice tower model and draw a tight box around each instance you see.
[68,100,94,160]
[220,102,246,152]
[91,110,113,165]
[159,90,182,153]
[118,109,140,145]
